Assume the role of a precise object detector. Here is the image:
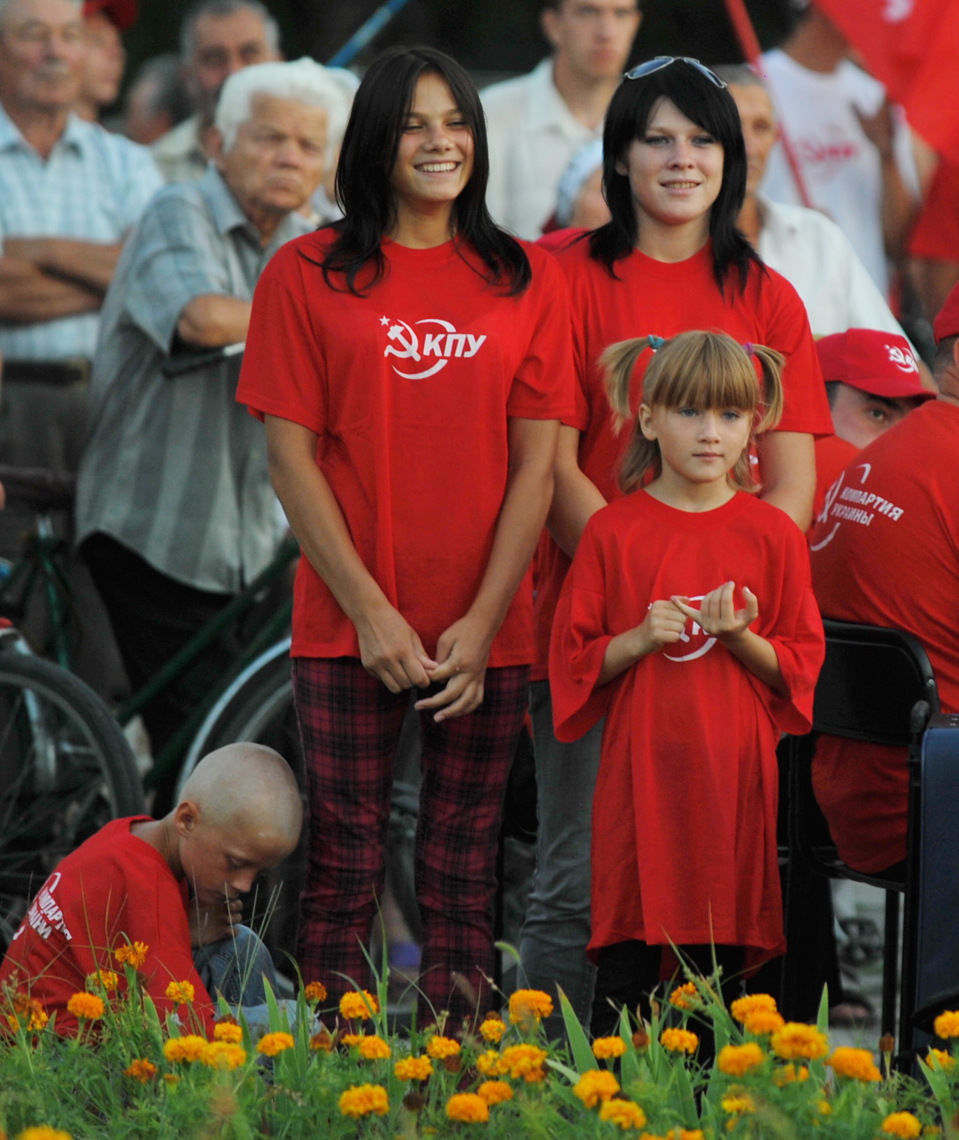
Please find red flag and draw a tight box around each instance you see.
[815,0,959,161]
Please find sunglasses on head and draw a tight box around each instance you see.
[624,56,727,89]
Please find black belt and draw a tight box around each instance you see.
[2,358,91,386]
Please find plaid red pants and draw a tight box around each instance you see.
[292,657,529,1024]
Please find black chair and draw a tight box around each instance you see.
[783,618,939,1065]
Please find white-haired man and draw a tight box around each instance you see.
[75,58,346,804]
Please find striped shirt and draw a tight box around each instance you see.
[0,106,162,360]
[75,168,314,593]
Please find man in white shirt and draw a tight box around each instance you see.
[481,0,640,240]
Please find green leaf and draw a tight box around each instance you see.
[558,986,596,1076]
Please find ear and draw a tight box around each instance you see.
[540,6,560,50]
[173,800,199,837]
[638,404,657,440]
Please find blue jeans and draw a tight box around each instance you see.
[519,680,602,1037]
[194,924,284,1030]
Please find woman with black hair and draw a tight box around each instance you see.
[237,46,574,1025]
[521,58,833,1036]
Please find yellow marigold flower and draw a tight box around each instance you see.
[881,1112,923,1138]
[669,982,699,1010]
[66,992,104,1021]
[164,980,195,1004]
[15,1129,74,1140]
[426,1034,461,1059]
[817,1100,832,1115]
[257,1031,294,1057]
[395,1055,433,1081]
[935,1011,959,1039]
[827,1046,881,1082]
[743,1009,785,1036]
[722,1093,756,1115]
[446,1093,489,1123]
[770,1023,828,1062]
[598,1099,647,1130]
[304,981,327,1003]
[573,1069,621,1109]
[214,1020,243,1044]
[498,1043,548,1082]
[476,1049,500,1076]
[477,1080,513,1106]
[660,1027,699,1054]
[310,1029,334,1052]
[338,1083,389,1118]
[123,1058,158,1083]
[339,989,379,1020]
[114,941,149,969]
[163,1035,207,1063]
[925,1048,956,1070]
[593,1035,628,1060]
[358,1034,391,1060]
[718,1043,764,1077]
[341,1032,364,1047]
[28,1007,49,1032]
[772,1063,809,1086]
[677,1132,706,1140]
[730,994,778,1023]
[508,988,554,1024]
[479,1015,506,1043]
[200,1042,247,1070]
[85,970,118,993]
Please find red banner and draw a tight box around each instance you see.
[815,0,959,161]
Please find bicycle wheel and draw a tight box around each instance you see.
[0,650,145,952]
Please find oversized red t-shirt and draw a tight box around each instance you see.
[809,399,959,872]
[532,237,833,676]
[550,491,824,961]
[0,817,216,1036]
[238,231,576,664]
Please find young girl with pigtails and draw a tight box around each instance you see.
[549,330,824,1037]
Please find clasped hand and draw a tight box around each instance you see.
[190,895,242,948]
[671,581,759,639]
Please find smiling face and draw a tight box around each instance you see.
[0,0,85,116]
[640,400,752,494]
[617,96,724,242]
[389,71,474,228]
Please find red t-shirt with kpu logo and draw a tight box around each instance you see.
[549,490,823,963]
[237,229,577,665]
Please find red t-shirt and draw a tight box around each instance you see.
[0,817,216,1036]
[238,231,576,664]
[812,433,860,527]
[809,400,959,872]
[550,491,823,961]
[532,238,833,677]
[908,159,959,262]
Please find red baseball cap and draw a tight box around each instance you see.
[934,281,959,343]
[816,328,933,401]
[83,0,138,31]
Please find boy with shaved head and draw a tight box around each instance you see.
[0,743,301,1036]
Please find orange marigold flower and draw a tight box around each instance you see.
[477,1080,513,1106]
[772,1063,809,1086]
[124,1059,158,1083]
[426,1035,461,1059]
[476,1049,500,1076]
[395,1055,433,1082]
[163,1035,207,1063]
[669,982,699,1011]
[508,988,554,1025]
[446,1093,489,1123]
[722,1092,756,1115]
[632,1029,650,1050]
[27,1006,49,1032]
[257,1032,294,1057]
[593,1035,628,1060]
[925,1048,956,1070]
[730,994,778,1023]
[770,1023,828,1062]
[304,981,327,1004]
[341,1032,364,1047]
[717,1043,764,1077]
[85,970,118,993]
[742,1009,785,1036]
[310,1029,334,1053]
[66,992,104,1021]
[677,1132,706,1140]
[934,1011,959,1039]
[358,1034,391,1060]
[200,1041,247,1070]
[827,1046,881,1082]
[214,1021,243,1044]
[338,1083,389,1118]
[573,1069,621,1108]
[15,1129,74,1140]
[164,980,195,1004]
[114,941,149,969]
[339,989,379,1020]
[660,1027,699,1054]
[498,1043,548,1082]
[598,1099,647,1130]
[479,1016,506,1043]
[881,1112,923,1138]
